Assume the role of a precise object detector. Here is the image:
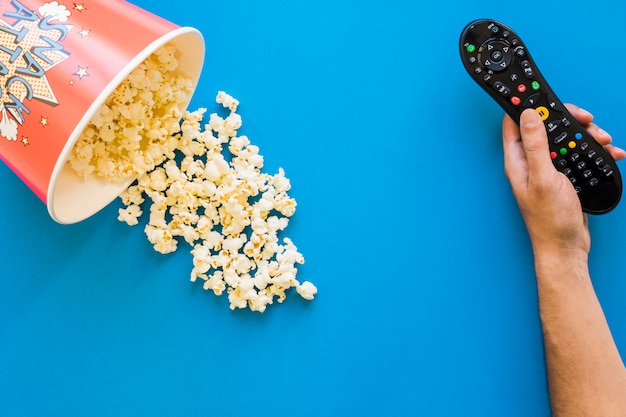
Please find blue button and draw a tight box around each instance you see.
[575,132,583,140]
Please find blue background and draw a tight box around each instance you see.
[2,1,626,416]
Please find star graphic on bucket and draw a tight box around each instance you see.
[0,1,73,141]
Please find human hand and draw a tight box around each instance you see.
[502,105,625,257]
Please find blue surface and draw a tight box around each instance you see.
[2,1,626,416]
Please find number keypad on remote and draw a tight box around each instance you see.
[459,19,622,214]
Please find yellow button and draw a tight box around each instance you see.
[569,141,577,149]
[535,106,550,120]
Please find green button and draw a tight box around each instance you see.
[560,148,567,155]
[466,44,476,54]
[531,81,540,90]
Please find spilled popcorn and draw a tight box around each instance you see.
[117,93,317,312]
[67,42,316,312]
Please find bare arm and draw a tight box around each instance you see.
[502,106,626,416]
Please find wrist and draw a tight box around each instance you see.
[528,229,590,267]
[532,244,590,283]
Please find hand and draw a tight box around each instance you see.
[502,105,625,257]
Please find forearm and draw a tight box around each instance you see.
[534,248,626,416]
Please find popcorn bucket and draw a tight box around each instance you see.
[0,0,204,223]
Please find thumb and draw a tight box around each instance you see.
[519,108,553,176]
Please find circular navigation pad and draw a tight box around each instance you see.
[480,40,513,72]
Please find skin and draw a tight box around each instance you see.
[502,106,626,416]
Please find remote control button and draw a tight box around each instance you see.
[577,161,587,170]
[563,168,572,176]
[589,178,599,187]
[510,74,519,82]
[554,132,568,144]
[560,148,568,156]
[547,120,561,133]
[491,50,503,61]
[583,170,593,179]
[511,96,521,105]
[521,60,534,78]
[536,106,550,120]
[575,186,582,194]
[570,153,581,163]
[483,73,492,83]
[575,132,583,140]
[466,44,476,53]
[551,152,558,159]
[481,40,513,72]
[547,95,564,112]
[568,141,577,149]
[561,117,571,127]
[557,159,567,168]
[603,165,614,176]
[570,177,578,186]
[587,149,597,159]
[511,38,519,46]
[523,93,540,107]
[531,81,540,90]
[485,59,510,72]
[493,81,511,97]
[469,56,477,64]
[517,84,526,93]
[595,157,605,166]
[580,142,589,151]
[514,46,526,58]
[474,67,483,74]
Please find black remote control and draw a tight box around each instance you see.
[459,19,622,214]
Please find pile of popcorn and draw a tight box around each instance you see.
[67,46,317,312]
[69,44,194,182]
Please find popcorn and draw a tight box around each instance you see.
[145,225,178,254]
[67,43,194,182]
[117,204,142,226]
[216,90,239,112]
[65,40,316,312]
[112,90,316,312]
[296,281,318,301]
[119,185,145,206]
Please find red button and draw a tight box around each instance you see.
[550,151,557,159]
[511,96,521,105]
[518,84,526,93]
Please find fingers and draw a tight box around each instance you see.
[502,109,555,192]
[565,103,594,125]
[518,108,554,178]
[585,123,611,144]
[502,104,626,192]
[502,113,526,185]
[604,144,626,161]
[564,103,610,144]
[502,112,520,148]
[563,103,626,160]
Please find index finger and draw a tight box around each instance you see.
[502,112,526,187]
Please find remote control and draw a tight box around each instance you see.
[459,19,622,214]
